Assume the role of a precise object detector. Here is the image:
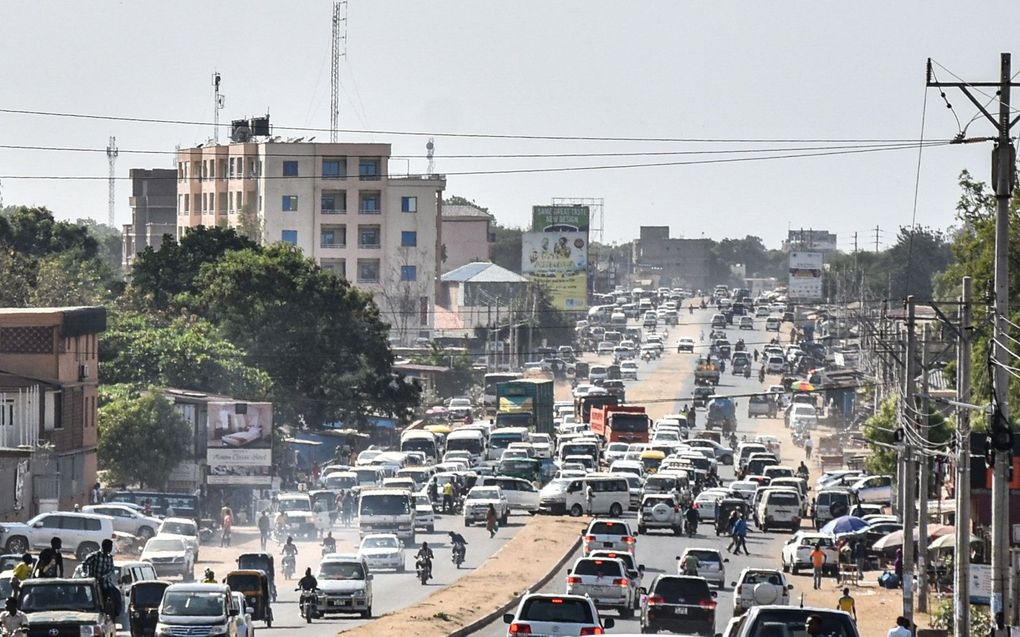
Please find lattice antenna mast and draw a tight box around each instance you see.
[106,136,118,226]
[426,138,435,176]
[330,1,348,143]
[212,72,225,144]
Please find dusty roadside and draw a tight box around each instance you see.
[339,516,582,637]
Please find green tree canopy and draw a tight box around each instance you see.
[98,390,193,489]
[0,206,98,259]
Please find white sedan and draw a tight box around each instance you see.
[693,489,730,522]
[780,531,838,575]
[358,534,405,572]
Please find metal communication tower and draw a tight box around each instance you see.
[426,138,435,176]
[330,1,348,143]
[106,137,118,226]
[212,72,224,144]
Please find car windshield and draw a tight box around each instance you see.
[360,495,410,516]
[800,536,834,547]
[131,585,168,606]
[20,583,99,613]
[362,537,398,549]
[768,493,800,505]
[468,488,500,500]
[748,608,858,637]
[160,591,225,617]
[741,570,785,586]
[279,499,311,512]
[686,550,721,563]
[573,559,622,577]
[519,597,593,623]
[652,577,712,603]
[161,521,196,536]
[319,561,365,580]
[146,539,185,552]
[589,521,627,536]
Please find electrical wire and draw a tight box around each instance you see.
[0,141,955,181]
[0,106,936,143]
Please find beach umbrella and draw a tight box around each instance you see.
[819,515,869,536]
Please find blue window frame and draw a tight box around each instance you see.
[322,158,346,178]
[401,231,417,247]
[281,230,298,245]
[401,196,417,213]
[282,161,299,177]
[282,195,298,212]
[400,265,417,282]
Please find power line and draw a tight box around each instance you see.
[0,141,956,181]
[0,105,938,144]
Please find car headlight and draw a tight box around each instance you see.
[80,625,103,637]
[155,624,174,637]
[208,625,228,636]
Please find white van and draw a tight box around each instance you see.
[445,429,486,465]
[399,431,439,463]
[765,316,782,332]
[478,476,541,513]
[756,488,803,532]
[538,474,630,517]
[488,427,529,462]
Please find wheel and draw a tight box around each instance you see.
[791,564,799,575]
[609,502,624,517]
[501,511,509,525]
[782,561,790,573]
[76,542,99,560]
[619,606,634,619]
[361,607,372,619]
[266,619,272,628]
[569,504,584,517]
[5,536,27,554]
[464,519,471,527]
[138,526,155,540]
[427,526,435,533]
[721,455,734,466]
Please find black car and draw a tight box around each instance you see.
[601,380,626,401]
[693,386,714,407]
[641,575,716,636]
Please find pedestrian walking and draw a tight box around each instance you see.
[887,616,911,637]
[257,511,271,551]
[809,543,827,590]
[804,435,814,459]
[585,484,594,515]
[893,547,903,586]
[485,504,498,538]
[442,481,454,514]
[724,510,740,545]
[732,514,750,555]
[837,587,856,622]
[220,511,232,547]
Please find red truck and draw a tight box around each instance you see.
[589,404,650,444]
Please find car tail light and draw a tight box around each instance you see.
[567,575,581,585]
[613,578,629,587]
[624,536,636,544]
[579,628,604,636]
[699,599,717,609]
[646,595,665,606]
[508,623,531,634]
[584,535,596,543]
[736,585,743,595]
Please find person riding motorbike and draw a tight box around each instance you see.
[797,461,810,480]
[321,532,336,555]
[448,532,468,563]
[298,568,318,592]
[297,568,319,619]
[683,506,700,536]
[282,536,298,579]
[202,569,216,584]
[415,542,435,580]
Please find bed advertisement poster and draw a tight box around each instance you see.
[205,401,273,485]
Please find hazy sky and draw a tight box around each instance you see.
[2,1,1020,248]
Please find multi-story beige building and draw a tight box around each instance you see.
[175,141,445,343]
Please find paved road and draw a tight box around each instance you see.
[471,308,814,636]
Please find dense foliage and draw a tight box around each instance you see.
[98,389,193,489]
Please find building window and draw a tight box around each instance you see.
[359,225,380,248]
[229,158,235,178]
[235,191,242,211]
[359,192,380,213]
[321,259,346,277]
[282,195,298,212]
[281,230,298,245]
[322,157,347,179]
[182,194,189,213]
[401,231,417,247]
[321,190,346,214]
[357,259,380,283]
[320,226,346,248]
[359,158,381,180]
[400,265,417,281]
[401,196,417,213]
[219,192,228,212]
[282,161,299,177]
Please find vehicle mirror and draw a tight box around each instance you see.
[711,591,718,598]
[503,613,514,624]
[32,522,42,528]
[602,618,615,629]
[729,581,736,587]
[367,574,373,580]
[788,584,795,590]
[723,558,729,563]
[638,564,646,572]
[566,567,572,574]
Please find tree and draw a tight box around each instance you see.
[411,343,474,399]
[0,206,98,259]
[862,396,953,476]
[74,218,123,275]
[100,310,271,399]
[529,282,572,346]
[376,252,431,345]
[29,252,109,307]
[188,244,420,427]
[490,224,523,272]
[129,225,258,310]
[98,390,193,489]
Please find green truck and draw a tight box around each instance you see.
[495,378,555,434]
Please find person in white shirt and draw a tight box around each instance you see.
[0,598,27,634]
[887,616,912,637]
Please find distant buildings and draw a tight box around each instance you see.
[121,168,177,270]
[0,306,106,518]
[632,226,712,292]
[174,140,445,344]
[440,201,493,273]
[783,229,837,253]
[435,262,528,336]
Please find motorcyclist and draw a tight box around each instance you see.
[282,536,299,558]
[415,542,435,579]
[298,568,318,592]
[797,461,810,480]
[448,532,468,561]
[202,569,216,584]
[683,506,700,535]
[321,531,336,555]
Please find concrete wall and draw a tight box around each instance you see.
[441,217,490,272]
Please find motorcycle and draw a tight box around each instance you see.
[282,554,296,580]
[452,542,466,569]
[416,556,433,584]
[297,588,319,623]
[744,367,751,379]
[683,516,698,538]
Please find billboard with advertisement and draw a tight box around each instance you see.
[531,205,590,232]
[522,231,588,310]
[206,402,273,486]
[788,251,823,300]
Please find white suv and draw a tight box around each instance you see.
[566,556,639,618]
[83,504,162,540]
[582,519,637,556]
[0,511,114,559]
[731,568,792,615]
[503,593,614,636]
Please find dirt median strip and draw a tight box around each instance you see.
[339,516,582,637]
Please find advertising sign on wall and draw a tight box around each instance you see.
[522,231,588,310]
[788,251,824,300]
[206,402,273,486]
[531,205,590,232]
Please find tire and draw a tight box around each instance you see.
[569,504,584,517]
[721,455,734,466]
[619,606,634,619]
[637,525,646,535]
[609,502,624,517]
[464,519,471,527]
[791,564,799,575]
[361,607,372,619]
[782,560,790,573]
[76,542,99,560]
[5,536,28,554]
[266,618,272,628]
[427,526,435,533]
[501,511,509,526]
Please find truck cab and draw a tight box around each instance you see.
[19,578,116,637]
[357,488,415,545]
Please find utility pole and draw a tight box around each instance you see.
[901,296,917,623]
[917,322,931,613]
[928,54,1019,620]
[955,276,973,637]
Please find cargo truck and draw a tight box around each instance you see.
[575,393,621,424]
[589,404,650,443]
[495,378,554,434]
[706,397,737,434]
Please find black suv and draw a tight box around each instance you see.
[641,575,716,636]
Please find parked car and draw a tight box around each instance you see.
[849,474,893,504]
[83,504,162,540]
[0,511,114,559]
[477,476,540,513]
[781,531,838,575]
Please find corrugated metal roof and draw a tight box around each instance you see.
[442,203,492,218]
[441,262,527,283]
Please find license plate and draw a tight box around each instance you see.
[673,607,688,615]
[603,542,614,548]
